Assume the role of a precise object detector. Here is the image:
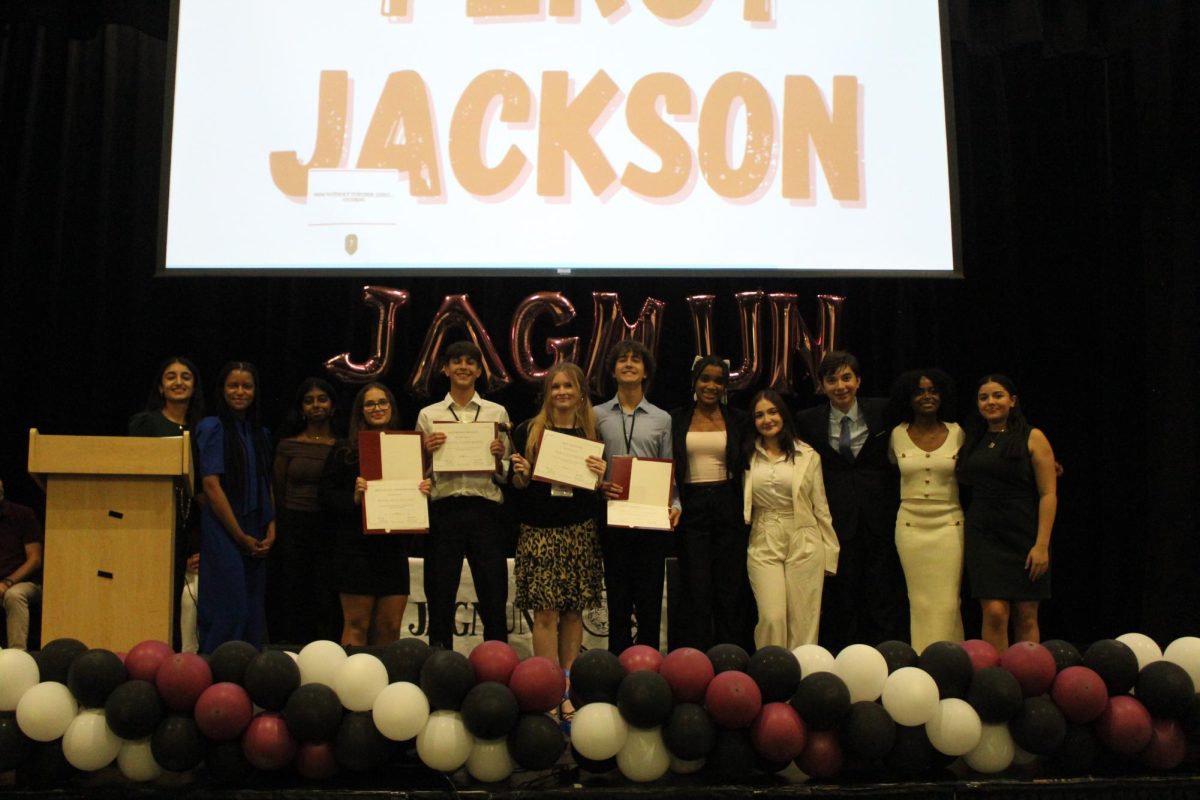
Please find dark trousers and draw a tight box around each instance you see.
[602,527,672,653]
[269,508,341,645]
[425,496,510,650]
[818,519,908,652]
[676,482,755,652]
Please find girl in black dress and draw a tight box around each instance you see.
[957,374,1057,651]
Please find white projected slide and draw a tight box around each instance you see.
[161,0,958,275]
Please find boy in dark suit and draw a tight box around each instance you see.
[795,351,905,652]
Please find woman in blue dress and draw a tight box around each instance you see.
[196,361,275,652]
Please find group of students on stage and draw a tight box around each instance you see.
[129,343,1057,682]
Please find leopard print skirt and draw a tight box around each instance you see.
[515,518,604,611]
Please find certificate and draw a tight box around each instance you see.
[432,421,499,473]
[364,480,429,533]
[607,456,675,531]
[358,430,428,533]
[531,429,605,490]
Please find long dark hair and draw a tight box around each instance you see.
[143,356,205,429]
[211,361,271,510]
[745,388,801,463]
[887,368,957,426]
[279,377,342,439]
[334,382,402,464]
[957,374,1031,472]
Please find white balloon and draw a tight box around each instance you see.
[16,682,79,742]
[963,723,1014,774]
[61,709,122,771]
[466,737,515,782]
[833,644,889,703]
[284,650,300,662]
[0,649,40,711]
[333,653,389,711]
[792,644,836,678]
[373,681,430,741]
[297,640,347,687]
[416,710,473,773]
[669,756,705,774]
[1011,744,1039,767]
[617,726,670,783]
[117,738,163,782]
[1116,633,1162,671]
[1163,637,1200,691]
[881,667,941,727]
[925,698,982,757]
[571,702,629,762]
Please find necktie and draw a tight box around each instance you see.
[839,415,854,461]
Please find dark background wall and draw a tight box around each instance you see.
[1,1,1196,644]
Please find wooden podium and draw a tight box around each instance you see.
[27,429,193,651]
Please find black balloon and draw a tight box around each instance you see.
[243,650,301,711]
[380,638,432,685]
[707,644,750,675]
[335,711,396,771]
[876,640,918,674]
[705,728,755,779]
[790,671,851,730]
[747,646,801,702]
[1047,723,1102,774]
[205,740,254,784]
[662,702,718,761]
[33,638,87,684]
[886,724,950,779]
[0,716,32,772]
[1042,639,1083,672]
[755,752,791,774]
[1182,693,1200,744]
[66,649,128,708]
[209,641,259,685]
[569,648,626,705]
[419,649,476,711]
[1082,639,1138,696]
[461,682,521,740]
[104,680,164,740]
[967,667,1023,723]
[1010,696,1067,755]
[570,743,617,774]
[22,740,78,787]
[617,670,674,729]
[151,713,206,772]
[841,701,896,760]
[918,641,974,700]
[1135,661,1196,719]
[507,714,565,770]
[284,683,344,742]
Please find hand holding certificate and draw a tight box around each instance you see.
[606,456,675,531]
[430,421,499,473]
[364,479,430,532]
[531,428,606,490]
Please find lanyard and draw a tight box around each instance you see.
[447,402,480,422]
[619,407,637,454]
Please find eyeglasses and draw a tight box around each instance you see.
[363,400,391,410]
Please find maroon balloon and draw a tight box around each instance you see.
[324,286,409,383]
[194,682,254,741]
[408,294,511,397]
[125,640,174,683]
[469,640,521,686]
[510,292,579,386]
[685,292,764,392]
[962,639,1001,672]
[797,729,844,779]
[751,702,807,763]
[156,653,213,712]
[619,645,664,674]
[508,656,566,714]
[1095,695,1153,755]
[659,647,715,704]
[1000,642,1058,697]
[295,741,339,780]
[705,670,763,729]
[1141,718,1187,770]
[766,293,844,396]
[242,712,299,771]
[581,292,666,396]
[1051,666,1108,724]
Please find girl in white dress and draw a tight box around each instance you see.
[743,389,840,649]
[888,369,965,652]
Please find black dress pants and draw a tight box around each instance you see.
[425,496,510,650]
[602,527,672,653]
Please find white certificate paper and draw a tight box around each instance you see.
[531,429,604,490]
[364,480,429,533]
[432,422,497,473]
[607,458,674,530]
[380,433,424,479]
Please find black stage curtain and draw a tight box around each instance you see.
[1,1,1196,644]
